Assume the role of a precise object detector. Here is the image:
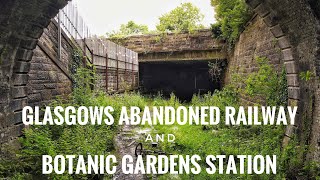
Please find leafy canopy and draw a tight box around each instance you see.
[156,2,204,32]
[107,20,149,38]
[211,0,252,45]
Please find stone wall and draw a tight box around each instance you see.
[225,15,284,103]
[27,21,73,108]
[0,0,68,145]
[109,29,227,61]
[237,0,320,163]
[0,20,74,144]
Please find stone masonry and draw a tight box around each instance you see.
[27,21,73,108]
[109,29,227,61]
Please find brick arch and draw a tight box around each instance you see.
[0,0,69,143]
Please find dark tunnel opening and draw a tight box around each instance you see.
[139,60,227,102]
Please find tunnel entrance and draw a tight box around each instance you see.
[139,60,226,101]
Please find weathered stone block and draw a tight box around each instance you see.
[44,83,56,89]
[282,48,294,61]
[12,111,23,125]
[9,98,27,112]
[263,12,278,27]
[284,61,298,74]
[284,125,298,138]
[13,61,31,73]
[270,24,284,38]
[12,74,28,85]
[278,37,291,49]
[288,87,300,100]
[15,48,33,61]
[41,90,52,100]
[20,37,38,50]
[28,93,42,103]
[37,71,50,80]
[245,0,261,9]
[24,25,44,39]
[255,4,270,18]
[12,87,27,98]
[287,74,299,87]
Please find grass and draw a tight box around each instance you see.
[1,56,319,179]
[142,93,285,180]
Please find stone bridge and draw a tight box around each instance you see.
[0,0,320,163]
[112,29,226,62]
[111,29,227,100]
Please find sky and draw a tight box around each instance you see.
[73,0,216,36]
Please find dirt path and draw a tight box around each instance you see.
[112,124,150,180]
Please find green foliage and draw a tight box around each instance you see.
[107,20,149,38]
[70,48,83,75]
[211,0,253,45]
[211,22,223,39]
[245,56,288,106]
[72,67,96,105]
[299,70,315,81]
[150,57,294,179]
[108,3,206,40]
[0,68,149,179]
[156,3,205,33]
[0,56,313,179]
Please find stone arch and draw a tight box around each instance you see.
[244,0,300,142]
[245,0,320,155]
[0,0,69,143]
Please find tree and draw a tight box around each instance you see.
[211,0,252,45]
[156,3,204,32]
[107,21,149,38]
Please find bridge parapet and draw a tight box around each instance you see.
[108,29,227,62]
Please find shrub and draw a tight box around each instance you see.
[211,0,253,46]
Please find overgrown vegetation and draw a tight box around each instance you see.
[107,2,205,39]
[0,66,150,179]
[208,61,224,81]
[1,56,319,179]
[156,2,204,33]
[244,56,288,106]
[210,0,253,46]
[107,21,149,39]
[147,57,319,179]
[0,68,110,179]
